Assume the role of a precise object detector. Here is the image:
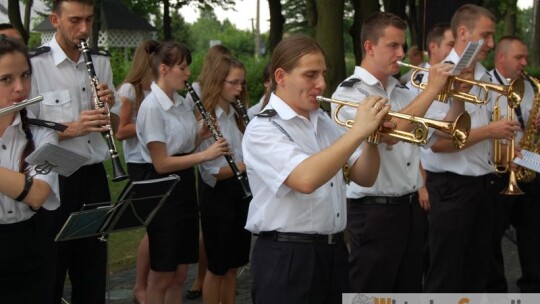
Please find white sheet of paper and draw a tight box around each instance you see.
[26,143,89,177]
[513,149,540,173]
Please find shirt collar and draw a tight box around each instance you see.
[151,82,183,111]
[49,35,82,66]
[353,66,400,94]
[215,103,235,119]
[268,92,320,124]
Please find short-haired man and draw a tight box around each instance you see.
[421,4,521,292]
[28,0,117,303]
[331,11,454,292]
[487,35,540,292]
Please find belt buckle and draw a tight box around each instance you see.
[328,234,335,245]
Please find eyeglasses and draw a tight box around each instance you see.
[224,80,246,87]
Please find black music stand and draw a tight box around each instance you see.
[55,174,180,242]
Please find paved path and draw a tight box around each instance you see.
[62,235,521,303]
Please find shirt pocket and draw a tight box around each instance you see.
[41,90,73,123]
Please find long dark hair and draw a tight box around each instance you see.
[0,34,34,173]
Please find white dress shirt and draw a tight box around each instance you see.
[0,113,60,224]
[198,104,244,187]
[332,66,423,198]
[117,83,148,164]
[29,34,117,165]
[242,93,353,234]
[422,49,494,176]
[137,82,198,162]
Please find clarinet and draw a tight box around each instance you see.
[185,81,252,198]
[233,97,250,126]
[79,40,128,182]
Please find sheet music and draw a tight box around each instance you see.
[26,143,89,177]
[513,149,540,173]
[451,39,483,75]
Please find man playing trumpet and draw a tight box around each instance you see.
[330,11,458,292]
[420,4,521,292]
[487,35,540,293]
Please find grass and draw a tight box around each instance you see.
[103,141,146,273]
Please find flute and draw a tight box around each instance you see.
[185,81,252,198]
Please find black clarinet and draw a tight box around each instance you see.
[185,81,252,198]
[79,40,128,182]
[233,97,250,126]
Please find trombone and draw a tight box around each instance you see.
[397,61,525,106]
[317,96,471,149]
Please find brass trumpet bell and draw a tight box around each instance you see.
[398,61,525,105]
[317,96,471,149]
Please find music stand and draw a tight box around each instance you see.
[55,174,180,242]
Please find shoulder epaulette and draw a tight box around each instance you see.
[27,118,68,132]
[413,73,424,85]
[256,109,277,118]
[340,78,361,88]
[28,46,51,58]
[89,49,111,57]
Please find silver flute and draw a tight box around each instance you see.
[0,96,43,117]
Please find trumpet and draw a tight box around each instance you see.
[0,96,43,117]
[317,96,471,149]
[492,83,525,195]
[397,61,525,106]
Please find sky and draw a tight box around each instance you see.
[179,0,268,33]
[179,0,534,34]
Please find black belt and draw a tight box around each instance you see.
[257,231,344,245]
[350,192,417,205]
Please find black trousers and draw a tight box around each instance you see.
[347,194,426,292]
[251,236,349,304]
[487,173,540,292]
[424,171,494,292]
[51,163,110,304]
[0,217,41,304]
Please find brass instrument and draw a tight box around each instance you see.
[79,40,128,182]
[491,74,524,195]
[0,96,43,117]
[398,61,525,106]
[317,96,471,149]
[516,72,540,183]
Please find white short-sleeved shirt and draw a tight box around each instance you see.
[242,93,353,234]
[198,104,244,187]
[422,49,494,176]
[117,83,149,164]
[137,82,198,162]
[0,113,60,224]
[331,66,423,198]
[29,35,118,165]
[489,68,535,144]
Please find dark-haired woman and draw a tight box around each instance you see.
[136,41,229,304]
[0,35,60,303]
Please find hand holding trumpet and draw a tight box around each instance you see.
[346,96,390,140]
